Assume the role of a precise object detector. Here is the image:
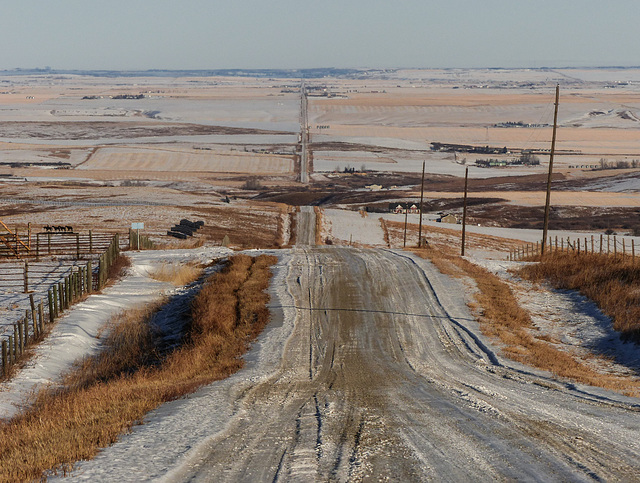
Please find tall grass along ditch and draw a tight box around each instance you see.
[414,245,640,397]
[0,253,277,481]
[519,252,640,342]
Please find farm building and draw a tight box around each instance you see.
[439,214,459,224]
[389,203,420,214]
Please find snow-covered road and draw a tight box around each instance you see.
[63,245,640,481]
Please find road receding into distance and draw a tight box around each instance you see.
[165,209,640,481]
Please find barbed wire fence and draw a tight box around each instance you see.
[511,234,636,262]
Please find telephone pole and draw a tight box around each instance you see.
[417,161,425,247]
[541,84,560,255]
[461,166,469,256]
[403,202,408,248]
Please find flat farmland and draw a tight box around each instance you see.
[80,146,294,174]
[308,86,640,175]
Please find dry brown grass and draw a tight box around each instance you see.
[386,219,522,252]
[153,237,206,250]
[0,254,277,482]
[106,254,132,282]
[413,245,640,396]
[150,262,203,286]
[519,252,640,342]
[314,206,324,245]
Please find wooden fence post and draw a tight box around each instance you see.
[38,301,44,335]
[58,282,64,313]
[1,340,7,376]
[53,285,58,317]
[577,238,581,254]
[614,235,617,257]
[9,335,14,364]
[600,234,603,254]
[591,235,594,254]
[24,261,29,294]
[623,238,626,260]
[17,323,23,354]
[8,335,13,364]
[48,289,54,323]
[24,311,29,344]
[65,275,70,309]
[89,230,93,254]
[87,261,92,293]
[30,294,37,337]
[36,233,40,261]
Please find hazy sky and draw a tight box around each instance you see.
[1,0,638,70]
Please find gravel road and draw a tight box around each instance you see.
[162,244,640,481]
[64,211,640,481]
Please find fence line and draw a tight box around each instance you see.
[510,234,637,263]
[1,234,120,378]
[0,230,117,260]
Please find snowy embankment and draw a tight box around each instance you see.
[52,249,295,482]
[477,259,640,379]
[0,247,231,421]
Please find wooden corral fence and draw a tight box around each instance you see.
[1,235,120,378]
[0,229,118,260]
[511,234,637,263]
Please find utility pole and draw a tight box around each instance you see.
[461,166,469,256]
[403,202,408,248]
[417,161,425,247]
[542,84,560,255]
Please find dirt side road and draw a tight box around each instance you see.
[164,246,640,481]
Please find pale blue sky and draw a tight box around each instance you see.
[0,0,637,70]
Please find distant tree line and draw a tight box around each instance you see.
[598,158,640,170]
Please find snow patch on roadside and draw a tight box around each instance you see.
[324,208,386,246]
[475,258,640,379]
[56,250,297,482]
[0,247,232,421]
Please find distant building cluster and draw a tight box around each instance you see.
[493,121,549,128]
